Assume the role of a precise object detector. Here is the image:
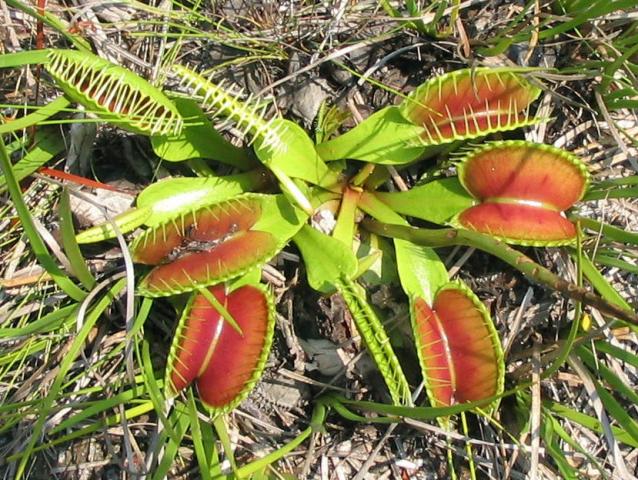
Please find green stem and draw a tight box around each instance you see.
[351,163,376,187]
[362,219,638,325]
[332,186,361,247]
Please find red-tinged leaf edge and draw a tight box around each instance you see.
[400,68,542,146]
[411,281,504,411]
[453,141,589,246]
[165,283,275,415]
[457,141,590,211]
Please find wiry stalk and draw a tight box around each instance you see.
[362,219,638,325]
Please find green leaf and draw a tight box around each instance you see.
[293,224,357,293]
[151,97,253,169]
[138,172,268,226]
[316,106,429,164]
[395,239,448,304]
[593,377,638,444]
[254,118,339,187]
[0,304,78,338]
[0,127,66,194]
[375,177,475,225]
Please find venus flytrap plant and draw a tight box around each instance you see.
[7,49,636,477]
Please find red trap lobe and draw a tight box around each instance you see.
[414,285,502,407]
[167,284,274,412]
[402,70,540,144]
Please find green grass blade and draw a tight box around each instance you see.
[141,339,180,443]
[0,97,70,135]
[541,417,580,480]
[187,391,213,480]
[575,216,638,245]
[593,341,638,369]
[152,404,191,480]
[58,189,96,289]
[0,303,78,338]
[10,401,156,460]
[0,136,87,301]
[544,400,638,448]
[13,279,125,479]
[0,127,66,194]
[577,345,638,405]
[578,252,634,322]
[592,377,638,444]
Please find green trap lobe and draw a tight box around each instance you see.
[196,285,272,409]
[458,203,576,244]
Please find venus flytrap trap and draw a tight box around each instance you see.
[454,141,590,245]
[165,282,275,414]
[130,193,306,296]
[0,49,184,135]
